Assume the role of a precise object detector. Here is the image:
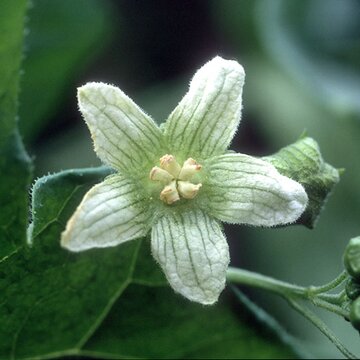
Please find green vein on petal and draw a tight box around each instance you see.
[61,174,152,252]
[163,56,245,160]
[78,82,165,174]
[203,153,308,226]
[151,209,229,305]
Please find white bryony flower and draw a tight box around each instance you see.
[61,56,308,305]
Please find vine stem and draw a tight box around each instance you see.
[310,297,349,319]
[226,267,308,298]
[226,267,354,358]
[317,290,346,305]
[287,298,356,359]
[310,271,348,294]
[226,267,347,303]
[226,267,349,317]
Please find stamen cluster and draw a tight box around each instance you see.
[150,154,202,204]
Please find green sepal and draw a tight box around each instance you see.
[343,237,360,280]
[263,136,340,229]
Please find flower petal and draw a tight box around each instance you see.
[61,174,152,252]
[78,82,164,173]
[151,209,229,305]
[204,153,308,226]
[164,56,245,159]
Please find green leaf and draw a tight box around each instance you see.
[1,166,137,359]
[28,167,114,242]
[1,166,299,359]
[19,0,113,142]
[263,136,340,228]
[131,237,167,287]
[83,285,300,359]
[0,0,32,259]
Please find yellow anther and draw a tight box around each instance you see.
[160,180,180,204]
[150,166,174,183]
[160,154,182,177]
[177,181,202,199]
[178,158,202,181]
[150,154,202,205]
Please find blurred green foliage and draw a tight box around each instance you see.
[19,0,113,143]
[0,0,32,258]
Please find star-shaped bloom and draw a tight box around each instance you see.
[61,56,308,305]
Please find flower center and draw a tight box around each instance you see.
[149,154,202,205]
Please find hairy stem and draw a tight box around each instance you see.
[227,267,354,357]
[310,297,349,319]
[310,271,347,294]
[226,267,307,298]
[226,267,347,308]
[317,290,346,305]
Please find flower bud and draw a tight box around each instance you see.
[350,297,360,331]
[345,278,360,300]
[344,236,360,280]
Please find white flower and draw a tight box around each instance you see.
[61,56,308,305]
